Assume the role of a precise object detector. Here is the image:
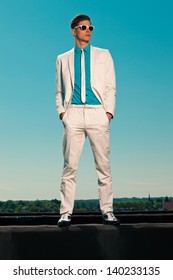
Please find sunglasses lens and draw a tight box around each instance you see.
[89,26,94,31]
[81,25,87,30]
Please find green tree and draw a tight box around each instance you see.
[3,200,16,212]
[154,202,163,210]
[156,198,163,203]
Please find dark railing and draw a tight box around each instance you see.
[0,211,173,225]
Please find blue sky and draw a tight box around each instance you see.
[0,0,172,201]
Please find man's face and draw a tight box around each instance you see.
[72,20,93,44]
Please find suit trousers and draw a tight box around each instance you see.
[60,104,113,215]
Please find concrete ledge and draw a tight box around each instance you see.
[0,222,173,260]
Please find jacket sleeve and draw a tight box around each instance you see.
[56,56,65,116]
[105,50,116,117]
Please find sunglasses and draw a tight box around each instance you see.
[75,25,95,32]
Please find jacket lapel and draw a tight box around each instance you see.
[90,45,96,84]
[68,48,74,87]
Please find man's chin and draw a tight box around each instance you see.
[79,37,90,43]
[82,39,90,43]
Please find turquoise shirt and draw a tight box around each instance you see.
[71,44,101,105]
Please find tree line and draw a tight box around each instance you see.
[0,197,172,213]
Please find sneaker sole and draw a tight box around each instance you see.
[103,219,120,226]
[57,221,71,227]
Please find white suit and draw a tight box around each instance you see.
[56,45,116,214]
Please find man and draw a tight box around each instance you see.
[56,14,119,226]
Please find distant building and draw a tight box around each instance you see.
[163,201,173,210]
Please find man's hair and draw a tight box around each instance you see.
[70,14,91,29]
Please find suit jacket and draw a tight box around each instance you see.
[56,45,116,116]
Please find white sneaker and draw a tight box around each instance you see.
[103,212,120,225]
[57,213,71,227]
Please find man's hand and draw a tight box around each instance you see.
[60,112,65,120]
[106,112,113,122]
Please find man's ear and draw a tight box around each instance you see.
[71,29,76,37]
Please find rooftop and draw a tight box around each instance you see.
[0,211,173,260]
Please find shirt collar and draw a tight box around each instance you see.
[75,44,90,54]
[83,44,90,53]
[75,45,81,54]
